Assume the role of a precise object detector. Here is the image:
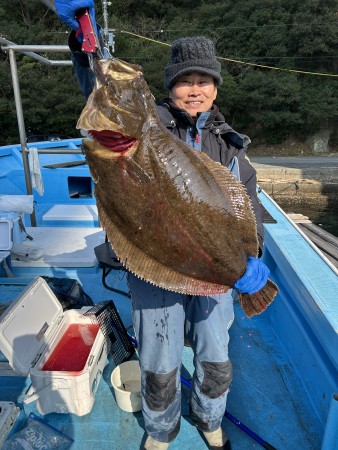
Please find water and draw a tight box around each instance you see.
[42,323,99,372]
[276,201,338,238]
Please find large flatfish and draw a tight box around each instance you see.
[77,58,278,317]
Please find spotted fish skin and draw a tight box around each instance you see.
[77,58,278,310]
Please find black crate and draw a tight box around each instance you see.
[83,300,135,366]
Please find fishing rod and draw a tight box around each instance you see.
[127,333,277,450]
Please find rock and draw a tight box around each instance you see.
[306,130,331,154]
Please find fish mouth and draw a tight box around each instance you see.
[89,130,137,152]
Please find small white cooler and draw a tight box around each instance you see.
[0,212,27,248]
[0,277,108,416]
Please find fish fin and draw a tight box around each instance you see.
[238,279,279,318]
[197,152,252,203]
[197,151,259,256]
[196,150,249,193]
[97,197,229,296]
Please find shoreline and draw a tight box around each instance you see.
[252,162,338,206]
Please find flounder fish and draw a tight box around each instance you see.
[77,58,278,317]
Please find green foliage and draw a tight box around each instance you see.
[231,71,302,142]
[0,0,338,146]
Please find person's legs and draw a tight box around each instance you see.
[128,273,187,444]
[185,291,234,434]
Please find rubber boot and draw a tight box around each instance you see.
[143,436,170,450]
[202,427,232,449]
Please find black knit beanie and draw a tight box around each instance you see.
[164,37,223,90]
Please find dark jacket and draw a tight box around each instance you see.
[157,99,264,252]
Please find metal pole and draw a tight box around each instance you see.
[22,149,83,155]
[0,39,71,65]
[3,44,70,52]
[1,43,72,65]
[8,49,37,226]
[101,0,115,54]
[101,1,109,45]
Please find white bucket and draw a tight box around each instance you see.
[111,360,142,412]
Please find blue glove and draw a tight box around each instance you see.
[54,0,96,32]
[234,257,270,294]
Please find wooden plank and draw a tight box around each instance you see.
[298,226,338,262]
[288,213,310,222]
[300,222,338,248]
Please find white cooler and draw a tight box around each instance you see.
[0,277,108,416]
[0,212,27,249]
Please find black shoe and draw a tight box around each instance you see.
[202,428,231,450]
[209,439,231,450]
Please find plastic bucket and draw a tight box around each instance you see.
[111,360,142,412]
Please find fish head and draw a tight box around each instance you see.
[77,58,157,153]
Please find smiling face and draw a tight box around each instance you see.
[170,72,218,117]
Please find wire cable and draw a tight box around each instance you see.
[121,30,338,78]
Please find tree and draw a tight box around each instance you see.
[0,0,338,147]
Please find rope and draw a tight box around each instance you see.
[121,30,171,47]
[121,30,338,78]
[217,56,338,77]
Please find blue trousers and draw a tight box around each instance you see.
[127,273,234,443]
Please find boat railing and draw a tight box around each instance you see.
[22,148,83,154]
[0,38,78,226]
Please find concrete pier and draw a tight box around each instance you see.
[252,159,338,206]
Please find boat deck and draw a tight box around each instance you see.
[0,191,337,449]
[0,269,322,450]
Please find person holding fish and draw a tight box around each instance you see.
[55,2,277,450]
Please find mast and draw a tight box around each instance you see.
[101,0,115,54]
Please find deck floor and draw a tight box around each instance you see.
[0,269,321,450]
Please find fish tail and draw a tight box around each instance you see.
[238,279,279,318]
